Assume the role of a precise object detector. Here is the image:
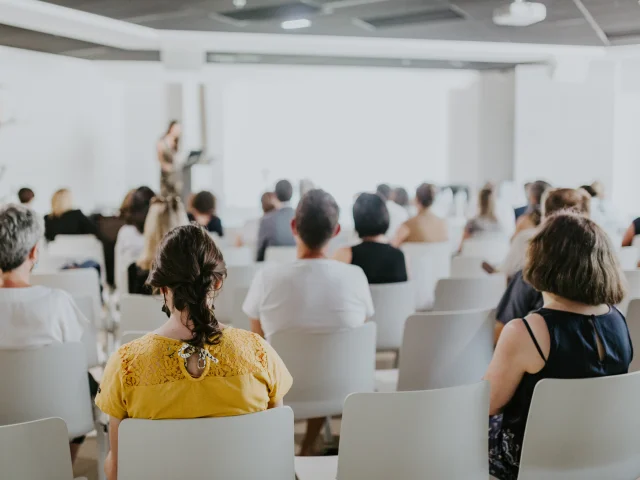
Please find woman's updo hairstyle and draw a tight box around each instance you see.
[147,224,227,348]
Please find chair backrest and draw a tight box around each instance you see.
[118,407,295,480]
[220,246,254,266]
[619,270,640,315]
[625,300,640,372]
[120,331,148,345]
[397,310,494,391]
[433,275,506,312]
[71,295,100,368]
[460,234,510,265]
[618,247,638,271]
[369,282,415,351]
[519,372,640,480]
[215,264,261,325]
[0,343,93,438]
[31,269,102,326]
[0,418,74,480]
[270,323,377,419]
[264,246,297,263]
[401,242,451,311]
[47,234,105,281]
[337,382,489,480]
[450,256,488,278]
[230,286,251,330]
[119,294,165,334]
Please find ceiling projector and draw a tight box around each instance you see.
[493,0,547,27]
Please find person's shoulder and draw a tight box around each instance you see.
[218,328,272,371]
[330,259,369,281]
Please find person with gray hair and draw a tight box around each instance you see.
[0,203,88,462]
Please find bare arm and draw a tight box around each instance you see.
[622,223,636,247]
[390,224,410,248]
[332,246,352,264]
[250,318,265,339]
[105,416,124,480]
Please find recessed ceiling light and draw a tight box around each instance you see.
[233,0,246,8]
[281,18,312,30]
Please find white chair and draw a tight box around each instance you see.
[450,255,488,278]
[401,242,451,311]
[369,282,415,351]
[270,323,376,420]
[295,382,490,480]
[118,407,295,480]
[221,246,254,265]
[72,295,101,368]
[433,275,506,312]
[461,234,510,265]
[47,234,106,283]
[119,294,165,335]
[0,418,86,480]
[215,264,261,325]
[120,331,148,344]
[619,270,640,315]
[265,246,297,263]
[618,246,638,271]
[447,217,467,253]
[518,372,640,480]
[625,300,640,372]
[375,309,494,392]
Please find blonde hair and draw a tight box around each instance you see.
[136,196,189,271]
[51,189,73,217]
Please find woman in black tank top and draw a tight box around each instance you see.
[333,193,407,284]
[485,212,632,480]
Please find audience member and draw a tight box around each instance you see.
[391,183,448,246]
[97,224,292,480]
[128,196,189,295]
[256,179,296,262]
[17,187,34,207]
[495,188,592,329]
[513,182,532,220]
[188,191,223,237]
[236,192,277,247]
[512,180,550,237]
[461,186,504,244]
[485,212,631,480]
[334,193,407,284]
[114,186,155,291]
[44,188,98,241]
[391,187,410,211]
[376,183,409,238]
[243,189,373,455]
[0,204,89,462]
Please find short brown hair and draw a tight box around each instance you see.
[192,191,216,215]
[543,188,591,218]
[416,183,436,208]
[295,189,339,250]
[523,212,625,306]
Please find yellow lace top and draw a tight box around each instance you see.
[95,328,292,420]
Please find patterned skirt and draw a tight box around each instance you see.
[489,414,521,480]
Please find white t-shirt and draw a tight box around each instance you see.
[499,228,538,277]
[386,201,410,239]
[0,286,87,349]
[242,259,374,339]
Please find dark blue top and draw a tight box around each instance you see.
[514,205,528,220]
[500,306,633,463]
[495,270,543,325]
[633,217,640,236]
[187,213,223,237]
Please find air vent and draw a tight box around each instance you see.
[359,7,464,29]
[219,2,320,22]
[606,29,640,42]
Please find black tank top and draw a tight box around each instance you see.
[501,306,633,456]
[350,241,408,285]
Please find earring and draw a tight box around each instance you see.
[162,293,171,318]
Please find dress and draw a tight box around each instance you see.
[159,138,182,197]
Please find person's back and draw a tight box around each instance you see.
[404,209,448,243]
[44,209,97,242]
[256,180,296,261]
[351,242,407,284]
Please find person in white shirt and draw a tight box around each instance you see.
[0,203,89,461]
[243,188,374,455]
[377,184,409,239]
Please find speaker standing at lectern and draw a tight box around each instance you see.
[157,120,182,197]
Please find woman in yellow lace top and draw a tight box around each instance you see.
[96,224,292,480]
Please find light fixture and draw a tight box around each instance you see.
[233,0,246,8]
[281,18,312,30]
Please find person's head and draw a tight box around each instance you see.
[353,193,389,239]
[274,180,293,203]
[0,204,44,279]
[542,188,591,219]
[376,184,392,201]
[579,185,598,198]
[292,189,340,252]
[166,120,181,138]
[137,196,190,271]
[528,180,551,206]
[478,186,497,220]
[524,212,625,306]
[147,225,227,349]
[391,187,409,207]
[126,186,156,233]
[119,189,136,217]
[415,183,436,209]
[50,189,73,217]
[18,188,34,206]
[191,191,217,226]
[261,192,277,215]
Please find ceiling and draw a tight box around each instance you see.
[1,0,640,65]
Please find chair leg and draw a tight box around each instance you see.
[393,350,400,369]
[96,422,109,480]
[323,417,333,444]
